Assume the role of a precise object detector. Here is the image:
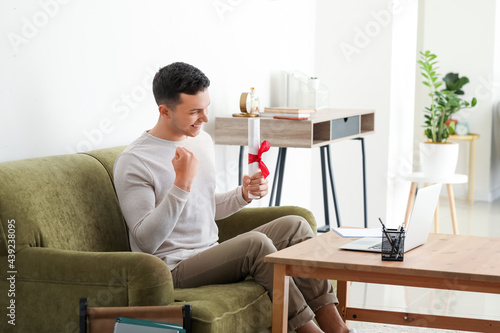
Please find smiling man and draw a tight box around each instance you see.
[113,62,353,333]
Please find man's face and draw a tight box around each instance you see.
[166,89,210,141]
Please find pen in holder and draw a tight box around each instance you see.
[381,228,406,261]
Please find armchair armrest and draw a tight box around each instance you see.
[216,206,317,243]
[0,247,174,332]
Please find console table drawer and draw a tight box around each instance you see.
[331,116,360,140]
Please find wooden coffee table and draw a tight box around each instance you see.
[264,231,500,332]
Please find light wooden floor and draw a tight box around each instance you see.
[349,197,500,331]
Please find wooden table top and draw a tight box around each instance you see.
[214,108,375,148]
[265,232,500,285]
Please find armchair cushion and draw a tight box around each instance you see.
[174,280,272,333]
[1,246,174,333]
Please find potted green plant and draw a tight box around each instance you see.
[417,50,477,178]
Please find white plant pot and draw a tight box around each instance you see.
[419,142,459,178]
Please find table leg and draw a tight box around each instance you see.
[404,182,417,229]
[336,280,350,323]
[447,184,459,235]
[269,148,282,207]
[434,200,440,233]
[325,145,341,227]
[318,145,343,232]
[268,148,287,207]
[275,148,287,206]
[272,264,289,333]
[355,137,368,228]
[319,147,331,231]
[469,137,477,204]
[238,146,244,186]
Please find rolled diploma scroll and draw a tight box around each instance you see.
[248,117,260,199]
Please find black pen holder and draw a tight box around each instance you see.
[381,228,405,261]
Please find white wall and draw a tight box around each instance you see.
[0,0,319,216]
[0,0,315,211]
[313,0,395,228]
[414,0,499,201]
[491,0,500,199]
[387,0,419,227]
[0,0,318,159]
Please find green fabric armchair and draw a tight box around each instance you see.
[0,147,317,333]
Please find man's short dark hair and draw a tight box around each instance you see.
[152,62,210,108]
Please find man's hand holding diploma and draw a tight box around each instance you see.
[242,172,268,203]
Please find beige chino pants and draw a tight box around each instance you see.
[171,215,338,331]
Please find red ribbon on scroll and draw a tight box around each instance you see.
[248,140,271,179]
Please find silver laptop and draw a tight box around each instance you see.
[340,183,442,253]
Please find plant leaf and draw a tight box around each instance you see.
[448,121,456,132]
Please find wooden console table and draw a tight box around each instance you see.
[214,109,375,231]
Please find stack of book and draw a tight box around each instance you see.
[114,317,186,333]
[261,107,315,120]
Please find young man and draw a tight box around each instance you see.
[113,62,353,333]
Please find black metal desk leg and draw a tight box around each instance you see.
[326,145,341,228]
[274,148,287,206]
[238,146,244,186]
[355,138,368,228]
[269,148,282,207]
[317,146,331,233]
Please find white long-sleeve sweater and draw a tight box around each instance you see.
[113,130,249,270]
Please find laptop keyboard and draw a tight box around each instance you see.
[368,242,382,250]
